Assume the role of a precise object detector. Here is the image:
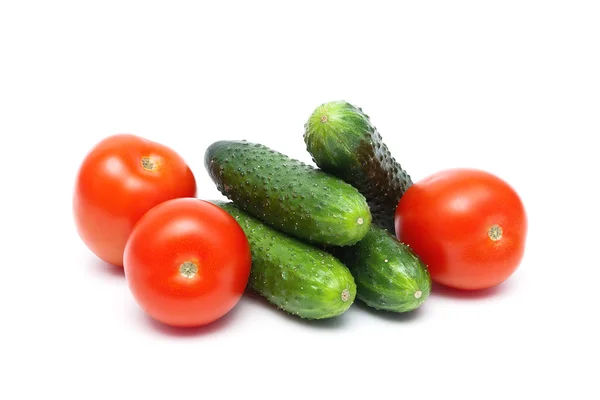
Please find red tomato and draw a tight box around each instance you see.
[123,198,251,327]
[395,169,527,290]
[73,134,196,267]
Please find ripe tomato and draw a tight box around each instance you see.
[395,169,527,290]
[73,134,196,267]
[123,198,251,327]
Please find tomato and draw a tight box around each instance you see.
[395,169,527,290]
[123,198,251,327]
[73,134,196,267]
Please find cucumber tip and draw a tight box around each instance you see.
[341,289,351,302]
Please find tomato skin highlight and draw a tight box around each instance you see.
[395,169,527,290]
[124,198,252,327]
[73,134,197,267]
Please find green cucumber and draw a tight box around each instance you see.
[205,140,372,246]
[329,225,431,312]
[304,100,412,233]
[212,201,357,319]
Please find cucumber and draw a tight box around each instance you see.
[329,225,431,312]
[212,201,357,319]
[304,100,412,233]
[205,140,372,246]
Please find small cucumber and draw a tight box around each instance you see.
[205,140,372,246]
[212,201,357,319]
[329,225,431,312]
[304,100,412,233]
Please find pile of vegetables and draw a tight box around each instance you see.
[73,101,527,328]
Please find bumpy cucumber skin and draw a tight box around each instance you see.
[329,225,431,312]
[212,201,357,319]
[205,140,372,246]
[304,101,412,233]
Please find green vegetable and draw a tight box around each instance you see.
[304,100,412,233]
[329,225,431,312]
[213,201,357,319]
[205,140,372,246]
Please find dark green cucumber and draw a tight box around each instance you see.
[205,140,371,246]
[304,100,412,233]
[329,225,431,312]
[213,201,357,319]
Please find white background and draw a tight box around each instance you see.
[1,1,599,399]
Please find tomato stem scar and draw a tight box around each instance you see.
[179,261,198,279]
[141,157,157,171]
[488,224,503,241]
